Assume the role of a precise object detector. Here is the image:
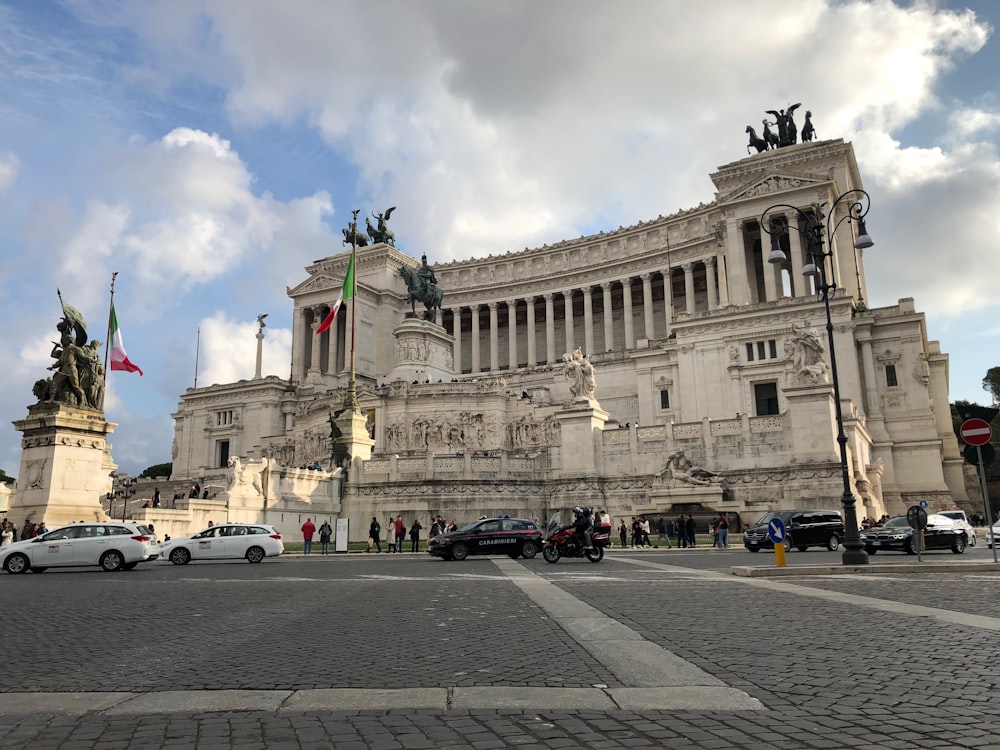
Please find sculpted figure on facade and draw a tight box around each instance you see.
[227,455,269,496]
[655,450,721,486]
[786,324,829,382]
[563,348,597,402]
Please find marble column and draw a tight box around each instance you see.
[525,296,537,367]
[683,263,696,315]
[435,308,443,327]
[563,291,574,355]
[294,307,309,381]
[717,255,730,306]
[601,283,614,352]
[641,273,654,339]
[326,307,340,375]
[662,271,673,339]
[471,304,481,374]
[725,218,748,306]
[789,213,808,297]
[309,306,323,373]
[507,299,518,369]
[452,307,463,375]
[488,301,499,372]
[622,277,634,349]
[706,257,719,310]
[762,245,778,302]
[582,286,594,356]
[544,293,555,364]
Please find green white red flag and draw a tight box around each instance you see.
[109,304,143,375]
[316,252,355,335]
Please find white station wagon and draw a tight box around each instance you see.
[2,522,160,574]
[160,523,284,565]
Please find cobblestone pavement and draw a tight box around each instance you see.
[0,551,998,749]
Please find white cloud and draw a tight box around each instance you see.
[0,152,18,193]
[197,311,292,387]
[948,107,1000,138]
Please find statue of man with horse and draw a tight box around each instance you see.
[399,254,443,320]
[366,207,396,246]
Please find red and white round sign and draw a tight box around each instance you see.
[960,418,993,447]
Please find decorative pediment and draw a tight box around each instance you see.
[722,173,827,203]
[288,273,339,297]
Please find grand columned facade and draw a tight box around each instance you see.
[170,139,968,539]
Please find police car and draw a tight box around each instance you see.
[427,517,542,561]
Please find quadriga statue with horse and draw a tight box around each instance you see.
[341,220,369,247]
[399,254,443,320]
[366,207,396,246]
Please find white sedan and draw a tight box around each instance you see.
[2,523,159,574]
[987,522,1000,549]
[160,523,283,564]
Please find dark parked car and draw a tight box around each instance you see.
[861,514,967,555]
[743,509,844,552]
[427,517,542,561]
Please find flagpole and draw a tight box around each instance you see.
[194,327,201,388]
[344,209,360,413]
[101,272,118,411]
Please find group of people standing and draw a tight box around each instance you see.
[618,512,731,549]
[1,518,48,546]
[367,515,431,553]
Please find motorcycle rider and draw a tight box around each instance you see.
[573,506,594,551]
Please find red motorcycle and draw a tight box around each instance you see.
[542,509,610,563]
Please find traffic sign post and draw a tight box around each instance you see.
[768,517,786,568]
[906,505,927,562]
[960,418,998,564]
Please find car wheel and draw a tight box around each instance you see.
[906,536,919,555]
[952,535,967,554]
[4,553,29,574]
[169,547,191,565]
[122,562,138,571]
[542,546,560,563]
[30,567,47,573]
[246,546,266,563]
[827,534,841,552]
[451,542,469,561]
[585,546,604,562]
[521,541,538,559]
[783,536,793,552]
[100,550,125,572]
[746,546,760,553]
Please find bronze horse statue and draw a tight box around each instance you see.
[746,125,768,154]
[399,265,443,319]
[341,221,369,247]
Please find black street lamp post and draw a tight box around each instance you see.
[760,190,874,565]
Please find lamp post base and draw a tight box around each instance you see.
[841,545,870,566]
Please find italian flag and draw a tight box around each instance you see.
[316,252,355,334]
[109,304,143,375]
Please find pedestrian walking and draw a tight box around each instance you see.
[715,512,730,549]
[368,517,382,552]
[640,516,651,548]
[386,518,397,552]
[301,517,316,555]
[656,515,671,548]
[394,515,406,551]
[676,514,687,548]
[409,518,422,552]
[686,514,697,547]
[619,520,628,548]
[318,520,333,554]
[630,517,640,548]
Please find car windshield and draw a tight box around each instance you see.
[753,512,780,526]
[458,521,480,533]
[882,517,909,528]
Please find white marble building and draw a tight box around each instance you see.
[170,139,967,537]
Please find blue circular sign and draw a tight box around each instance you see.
[767,517,786,544]
[919,500,928,508]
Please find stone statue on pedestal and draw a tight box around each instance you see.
[34,294,105,410]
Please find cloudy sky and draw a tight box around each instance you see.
[2,0,999,476]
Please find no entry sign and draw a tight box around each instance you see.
[960,418,993,447]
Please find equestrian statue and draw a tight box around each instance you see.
[366,207,396,246]
[399,254,443,320]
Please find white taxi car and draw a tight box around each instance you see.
[160,523,283,565]
[1,522,160,574]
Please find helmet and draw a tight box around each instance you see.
[573,506,584,517]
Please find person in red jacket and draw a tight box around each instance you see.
[301,518,316,555]
[393,515,406,552]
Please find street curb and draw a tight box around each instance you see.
[730,561,1000,577]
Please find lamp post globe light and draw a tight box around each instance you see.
[760,190,874,566]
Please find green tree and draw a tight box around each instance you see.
[983,366,1000,405]
[0,468,13,484]
[139,462,172,479]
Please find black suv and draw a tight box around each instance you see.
[743,509,844,552]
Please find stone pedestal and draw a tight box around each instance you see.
[646,484,727,511]
[10,403,117,526]
[555,403,609,477]
[782,381,839,461]
[387,318,454,383]
[335,406,375,481]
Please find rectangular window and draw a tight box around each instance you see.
[216,410,234,426]
[754,382,779,416]
[757,341,766,360]
[886,364,898,388]
[768,339,777,359]
[659,389,670,410]
[746,343,754,362]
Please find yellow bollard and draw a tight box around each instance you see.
[774,541,786,567]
